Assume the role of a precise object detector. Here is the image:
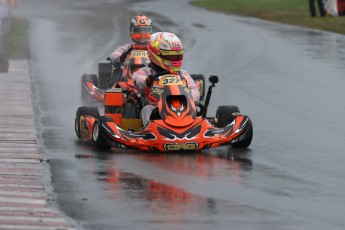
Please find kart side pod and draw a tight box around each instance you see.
[104,88,123,126]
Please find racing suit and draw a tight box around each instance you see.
[109,43,149,85]
[132,66,200,126]
[108,44,133,86]
[110,43,132,63]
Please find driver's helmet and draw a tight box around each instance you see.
[148,32,184,73]
[130,15,152,44]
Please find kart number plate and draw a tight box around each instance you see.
[132,51,146,57]
[159,76,183,86]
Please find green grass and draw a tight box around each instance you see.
[4,17,30,59]
[191,0,345,35]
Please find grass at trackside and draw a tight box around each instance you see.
[191,0,345,35]
[4,17,30,59]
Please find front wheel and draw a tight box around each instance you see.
[92,116,113,150]
[215,105,240,128]
[75,106,100,139]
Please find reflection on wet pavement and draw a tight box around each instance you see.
[84,150,253,216]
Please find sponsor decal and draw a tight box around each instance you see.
[151,87,164,95]
[173,42,180,48]
[164,142,198,151]
[184,87,190,94]
[123,131,156,140]
[139,18,146,24]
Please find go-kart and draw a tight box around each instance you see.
[80,45,206,104]
[81,45,150,103]
[75,72,253,152]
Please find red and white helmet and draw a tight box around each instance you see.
[130,15,152,44]
[148,32,184,73]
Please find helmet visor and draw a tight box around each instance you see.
[160,54,183,61]
[159,50,184,61]
[132,26,152,34]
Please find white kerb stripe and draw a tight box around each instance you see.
[0,216,68,223]
[0,225,76,230]
[0,197,46,205]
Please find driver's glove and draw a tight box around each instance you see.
[146,75,155,86]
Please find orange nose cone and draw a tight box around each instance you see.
[171,99,182,110]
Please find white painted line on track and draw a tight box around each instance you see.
[0,159,41,163]
[0,207,53,212]
[0,225,76,230]
[0,196,46,205]
[0,190,46,197]
[0,216,68,223]
[0,184,43,189]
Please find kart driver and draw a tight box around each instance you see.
[109,14,153,84]
[132,32,200,126]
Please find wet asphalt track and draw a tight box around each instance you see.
[12,0,345,229]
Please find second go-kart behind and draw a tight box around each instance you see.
[75,73,253,152]
[81,45,149,102]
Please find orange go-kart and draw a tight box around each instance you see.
[80,45,206,104]
[75,72,253,152]
[80,45,150,103]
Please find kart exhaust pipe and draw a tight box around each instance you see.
[202,75,219,118]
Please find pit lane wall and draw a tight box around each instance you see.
[0,60,76,230]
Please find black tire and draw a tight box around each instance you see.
[75,106,100,139]
[81,74,98,101]
[231,118,253,148]
[215,105,240,128]
[92,116,113,149]
[191,74,206,100]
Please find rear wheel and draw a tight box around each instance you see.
[191,74,206,100]
[92,116,113,149]
[215,105,240,128]
[81,74,98,102]
[75,106,99,139]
